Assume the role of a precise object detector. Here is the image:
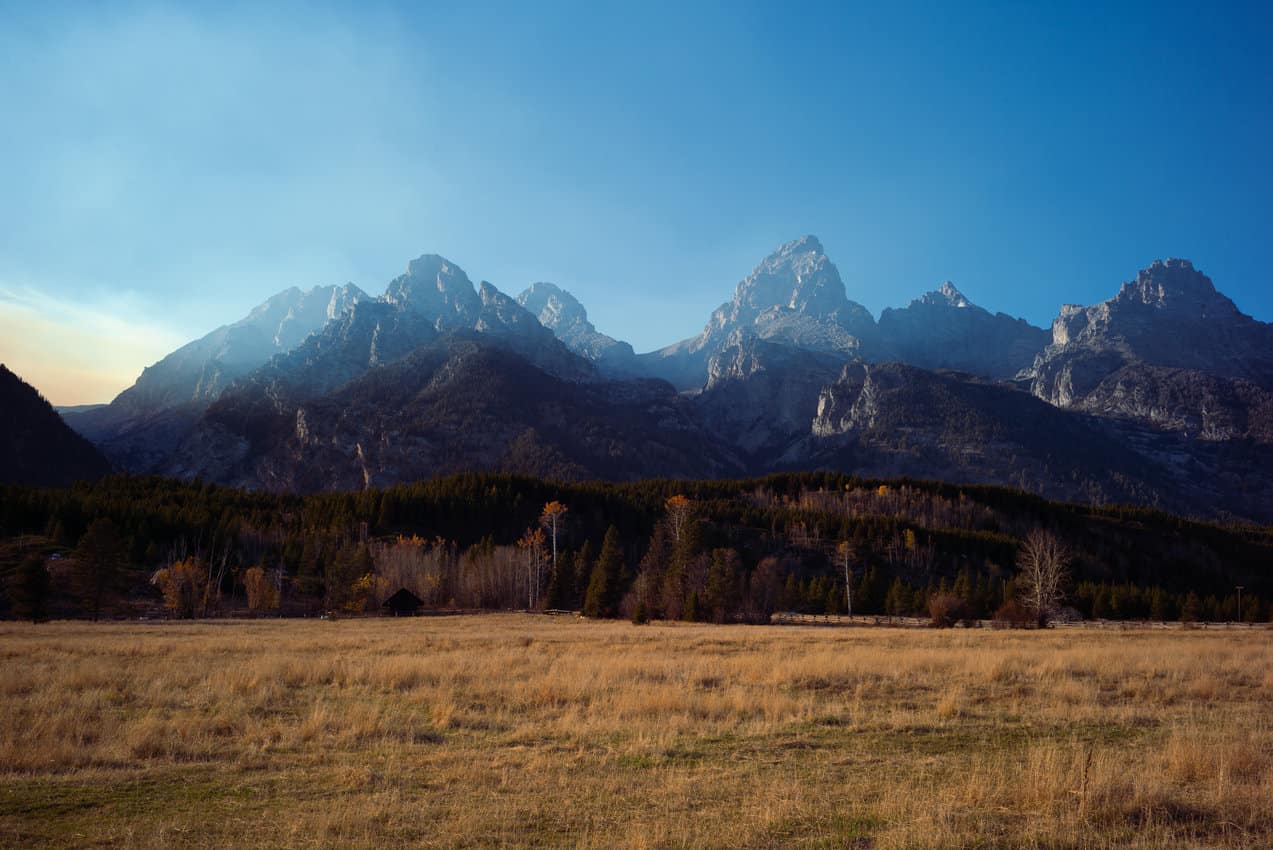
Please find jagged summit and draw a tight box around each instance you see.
[1113,258,1237,317]
[877,280,1047,380]
[516,282,635,367]
[1026,258,1273,425]
[1044,258,1260,355]
[43,243,1273,521]
[938,281,970,307]
[730,234,850,319]
[245,283,368,350]
[640,235,878,389]
[910,281,973,309]
[383,254,482,328]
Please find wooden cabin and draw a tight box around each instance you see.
[382,588,425,617]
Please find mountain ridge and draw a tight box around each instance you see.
[40,238,1273,522]
[1,364,112,487]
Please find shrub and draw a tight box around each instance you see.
[992,599,1033,629]
[928,594,967,628]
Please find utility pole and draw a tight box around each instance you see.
[1236,586,1244,624]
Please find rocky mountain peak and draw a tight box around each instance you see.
[517,282,590,333]
[912,281,973,309]
[384,254,481,328]
[475,281,539,333]
[733,234,845,318]
[877,280,1047,380]
[1049,259,1247,350]
[516,282,636,367]
[640,236,878,390]
[938,281,970,307]
[1027,258,1273,416]
[1115,258,1237,318]
[265,283,367,350]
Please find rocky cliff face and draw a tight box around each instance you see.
[802,361,1273,518]
[1024,259,1273,437]
[164,334,741,491]
[1043,362,1273,443]
[641,236,879,389]
[694,335,849,458]
[877,282,1048,379]
[516,282,636,369]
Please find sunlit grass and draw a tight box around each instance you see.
[1,617,1269,848]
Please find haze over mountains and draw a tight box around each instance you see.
[36,236,1273,521]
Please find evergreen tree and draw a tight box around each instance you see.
[10,554,51,623]
[683,590,700,622]
[781,573,801,612]
[636,525,669,615]
[857,566,880,615]
[825,586,843,616]
[294,539,325,601]
[704,548,742,624]
[1181,591,1201,623]
[885,577,909,617]
[952,569,971,605]
[73,518,126,620]
[572,540,594,609]
[1092,586,1110,619]
[545,551,575,610]
[582,559,608,618]
[584,526,624,618]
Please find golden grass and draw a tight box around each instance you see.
[0,617,1269,848]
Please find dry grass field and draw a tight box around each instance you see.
[1,616,1270,849]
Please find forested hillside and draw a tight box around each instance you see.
[1,472,1269,623]
[0,364,111,488]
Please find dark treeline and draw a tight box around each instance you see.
[1,472,1270,623]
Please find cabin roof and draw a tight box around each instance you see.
[382,588,425,608]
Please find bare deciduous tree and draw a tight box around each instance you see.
[1016,529,1070,626]
[664,495,693,545]
[517,527,548,609]
[836,541,855,617]
[540,501,568,572]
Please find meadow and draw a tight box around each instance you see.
[0,616,1269,849]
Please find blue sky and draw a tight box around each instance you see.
[2,1,1271,403]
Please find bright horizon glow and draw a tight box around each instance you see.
[2,2,1271,405]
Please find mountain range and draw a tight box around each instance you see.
[40,237,1273,522]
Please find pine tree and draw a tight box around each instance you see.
[584,526,624,618]
[1181,591,1201,623]
[572,540,594,609]
[683,591,700,622]
[73,518,126,620]
[583,560,608,618]
[704,548,741,623]
[546,551,575,610]
[885,577,909,617]
[10,554,51,623]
